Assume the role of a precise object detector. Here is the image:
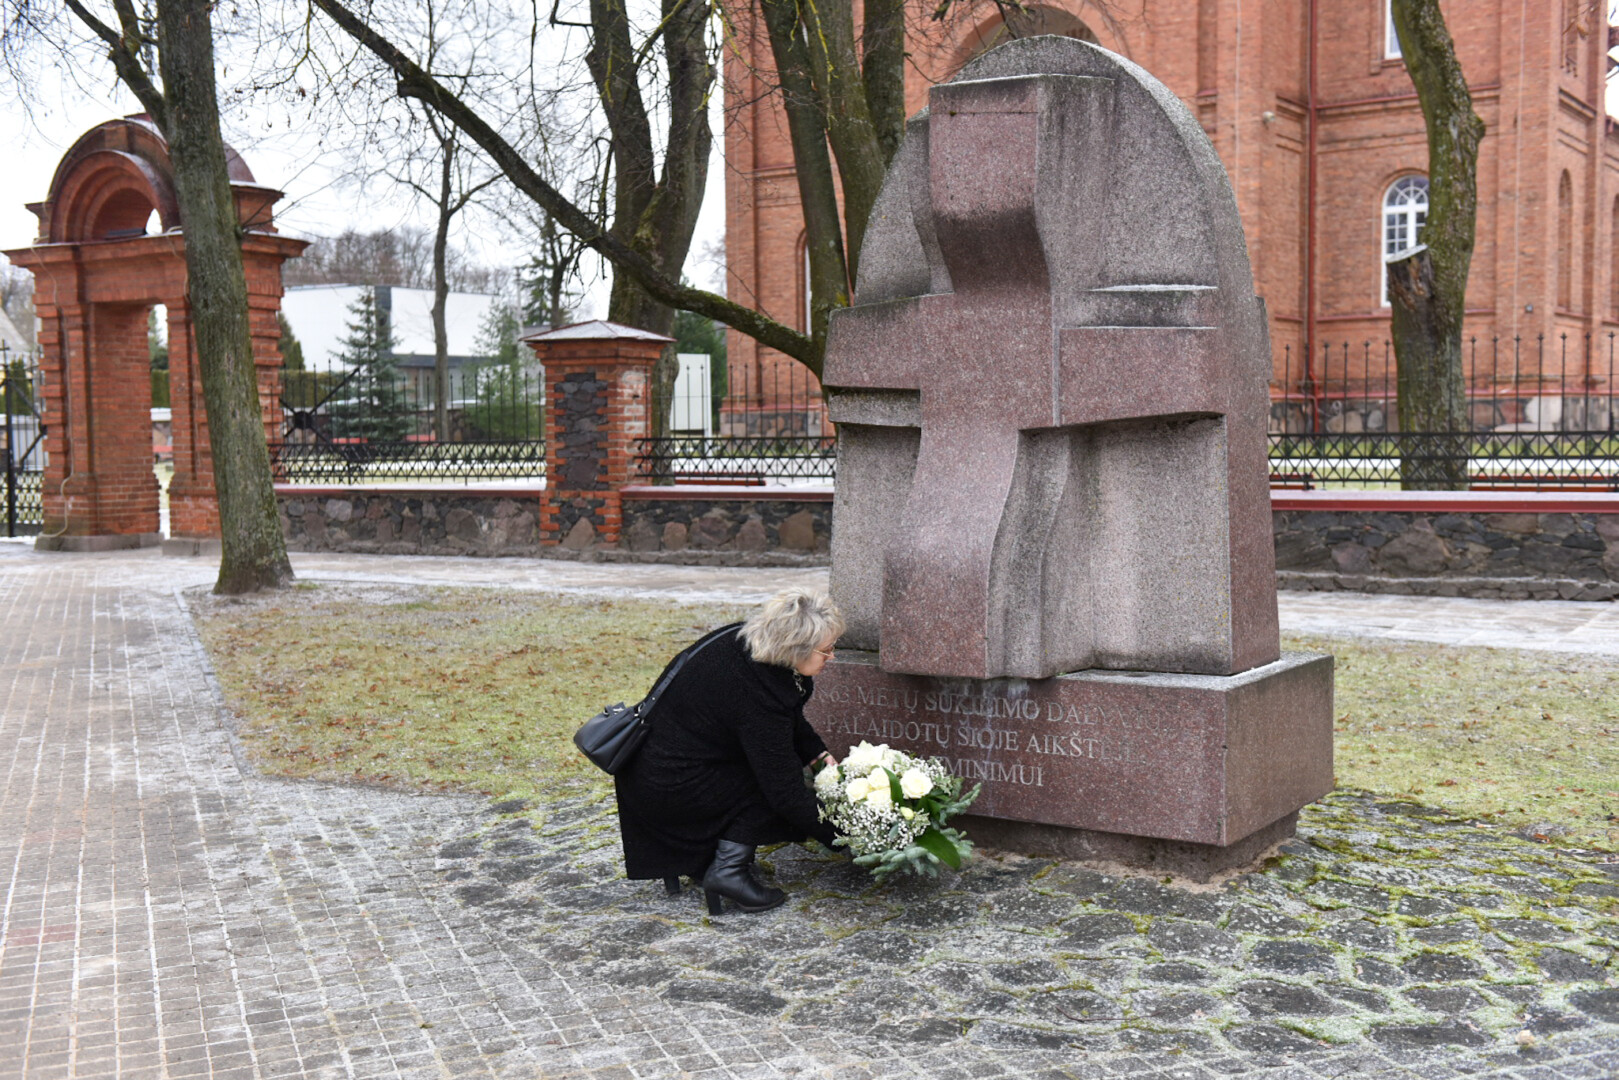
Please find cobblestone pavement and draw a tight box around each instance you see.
[439,790,1619,1075]
[1,542,1617,1079]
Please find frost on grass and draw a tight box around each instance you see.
[190,582,745,799]
[1287,633,1619,850]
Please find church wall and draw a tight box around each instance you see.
[723,0,1612,409]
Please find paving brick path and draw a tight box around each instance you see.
[2,542,1617,1079]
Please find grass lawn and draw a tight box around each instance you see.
[191,585,1619,850]
[1295,633,1619,849]
[192,584,746,798]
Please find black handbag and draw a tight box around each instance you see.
[573,624,735,774]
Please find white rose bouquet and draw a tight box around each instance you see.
[814,741,980,881]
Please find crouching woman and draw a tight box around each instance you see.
[614,587,844,915]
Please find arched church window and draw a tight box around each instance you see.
[962,5,1098,64]
[802,240,812,333]
[1558,170,1574,310]
[1381,175,1428,306]
[1609,196,1619,319]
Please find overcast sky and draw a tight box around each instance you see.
[0,13,726,319]
[6,10,1614,321]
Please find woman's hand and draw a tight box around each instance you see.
[810,750,838,771]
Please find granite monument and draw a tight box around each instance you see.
[805,37,1335,878]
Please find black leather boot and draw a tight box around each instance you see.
[701,840,785,915]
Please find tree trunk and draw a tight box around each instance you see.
[156,0,293,591]
[584,0,713,443]
[861,0,908,165]
[799,0,887,281]
[432,142,453,442]
[761,0,849,356]
[1389,0,1484,491]
[1389,247,1468,488]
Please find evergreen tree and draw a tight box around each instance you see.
[518,213,583,330]
[330,290,412,442]
[466,301,542,441]
[277,311,306,371]
[473,302,522,368]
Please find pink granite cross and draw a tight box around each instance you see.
[825,74,1274,681]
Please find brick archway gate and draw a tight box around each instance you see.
[4,116,306,551]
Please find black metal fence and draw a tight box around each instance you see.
[276,366,546,482]
[270,338,1619,492]
[637,358,836,484]
[1271,334,1619,490]
[2,353,44,536]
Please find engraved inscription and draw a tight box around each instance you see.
[820,679,1171,788]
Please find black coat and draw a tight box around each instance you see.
[614,624,837,879]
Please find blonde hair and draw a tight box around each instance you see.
[740,587,846,668]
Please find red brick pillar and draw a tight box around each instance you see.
[16,258,167,551]
[522,322,671,549]
[165,299,218,541]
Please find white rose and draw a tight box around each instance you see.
[844,741,889,776]
[814,765,841,797]
[899,768,934,800]
[899,806,915,820]
[863,784,894,811]
[844,775,873,802]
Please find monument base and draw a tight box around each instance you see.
[959,810,1298,883]
[36,532,161,553]
[806,650,1334,861]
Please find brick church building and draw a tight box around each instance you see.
[722,0,1617,433]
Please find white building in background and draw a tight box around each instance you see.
[279,284,506,377]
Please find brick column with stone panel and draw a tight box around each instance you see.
[522,321,671,550]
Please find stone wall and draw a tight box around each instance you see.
[1272,494,1619,601]
[279,489,541,556]
[615,486,832,564]
[275,485,831,564]
[278,486,1619,600]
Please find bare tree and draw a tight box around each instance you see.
[325,0,505,440]
[309,0,817,371]
[417,117,501,438]
[304,0,1003,378]
[1388,0,1484,490]
[513,207,587,331]
[0,264,37,351]
[283,227,508,291]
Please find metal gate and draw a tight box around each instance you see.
[2,352,44,537]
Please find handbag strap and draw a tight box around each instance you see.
[638,622,737,720]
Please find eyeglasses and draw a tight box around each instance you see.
[812,644,836,658]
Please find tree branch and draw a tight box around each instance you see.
[760,0,849,354]
[799,0,886,278]
[308,0,818,370]
[860,0,907,163]
[63,0,167,128]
